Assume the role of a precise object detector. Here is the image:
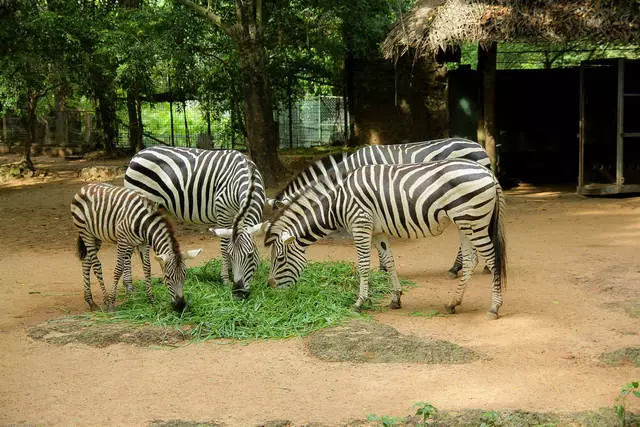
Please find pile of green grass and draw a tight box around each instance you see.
[88,260,411,341]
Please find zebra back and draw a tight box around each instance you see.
[273,138,489,206]
[124,146,265,229]
[70,183,181,257]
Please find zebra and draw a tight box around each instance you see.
[124,146,266,299]
[70,183,202,311]
[266,137,491,278]
[264,159,507,318]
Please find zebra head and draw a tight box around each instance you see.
[209,222,267,299]
[155,249,202,311]
[266,228,307,289]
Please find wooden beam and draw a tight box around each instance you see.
[616,58,624,186]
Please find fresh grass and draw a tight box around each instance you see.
[83,260,412,341]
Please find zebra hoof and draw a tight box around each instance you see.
[447,270,459,279]
[486,310,499,320]
[88,301,100,311]
[107,304,116,313]
[352,304,362,313]
[483,266,491,274]
[379,265,388,272]
[444,304,456,314]
[389,300,401,309]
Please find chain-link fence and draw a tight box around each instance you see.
[278,96,348,148]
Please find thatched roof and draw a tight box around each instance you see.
[382,0,640,59]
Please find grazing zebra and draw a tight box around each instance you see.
[70,183,202,311]
[266,137,491,278]
[265,159,507,318]
[124,146,266,299]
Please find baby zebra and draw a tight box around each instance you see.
[70,183,201,311]
[265,159,507,318]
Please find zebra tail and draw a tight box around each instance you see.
[489,182,507,290]
[77,236,87,260]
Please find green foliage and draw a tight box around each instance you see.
[412,401,438,425]
[365,414,409,426]
[480,410,500,427]
[615,381,640,427]
[86,259,402,340]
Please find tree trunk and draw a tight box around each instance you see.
[235,29,285,186]
[344,43,357,146]
[95,83,117,153]
[22,91,37,171]
[127,91,142,153]
[54,88,68,147]
[182,101,191,147]
[479,42,497,173]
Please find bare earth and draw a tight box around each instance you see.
[1,155,639,426]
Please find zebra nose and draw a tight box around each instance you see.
[268,278,276,288]
[173,297,186,312]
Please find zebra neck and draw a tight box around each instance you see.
[142,215,177,257]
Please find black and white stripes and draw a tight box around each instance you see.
[265,159,507,318]
[70,183,201,311]
[124,146,266,298]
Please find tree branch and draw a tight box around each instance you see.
[173,0,233,36]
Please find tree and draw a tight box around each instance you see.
[173,0,285,186]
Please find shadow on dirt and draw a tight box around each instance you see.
[306,319,478,364]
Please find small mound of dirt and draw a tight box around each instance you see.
[149,420,220,427]
[603,299,640,318]
[306,320,477,364]
[28,318,186,347]
[78,165,126,181]
[601,347,640,367]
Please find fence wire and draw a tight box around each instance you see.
[279,96,348,148]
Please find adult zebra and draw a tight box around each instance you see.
[265,159,507,318]
[70,183,202,311]
[266,137,491,278]
[124,146,266,299]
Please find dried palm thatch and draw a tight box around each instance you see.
[382,0,640,59]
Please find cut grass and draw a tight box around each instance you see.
[77,260,413,341]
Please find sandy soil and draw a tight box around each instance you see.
[0,154,639,426]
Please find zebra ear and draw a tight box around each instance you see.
[182,248,202,260]
[266,198,287,210]
[246,221,269,236]
[209,227,233,238]
[155,253,170,267]
[280,230,295,245]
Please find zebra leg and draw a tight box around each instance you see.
[109,243,131,311]
[445,230,477,314]
[447,247,463,279]
[122,247,134,294]
[81,238,100,311]
[352,222,374,312]
[481,245,503,320]
[138,245,155,304]
[220,237,231,286]
[373,235,402,309]
[86,240,108,308]
[377,248,388,272]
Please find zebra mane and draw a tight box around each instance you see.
[151,203,182,256]
[232,158,257,238]
[274,152,350,202]
[265,155,350,244]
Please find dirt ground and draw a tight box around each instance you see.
[1,154,639,426]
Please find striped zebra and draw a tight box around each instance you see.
[266,137,491,278]
[265,159,507,318]
[70,183,202,311]
[124,146,266,299]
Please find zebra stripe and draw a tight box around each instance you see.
[269,137,491,277]
[124,146,266,298]
[265,159,507,318]
[272,137,489,206]
[70,183,201,311]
